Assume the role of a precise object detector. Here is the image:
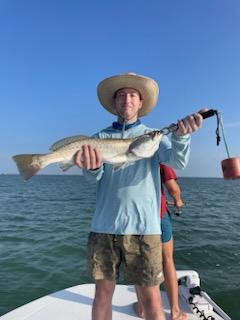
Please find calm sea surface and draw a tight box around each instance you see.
[0,175,239,318]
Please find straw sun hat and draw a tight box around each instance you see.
[97,72,159,117]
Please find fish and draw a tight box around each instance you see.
[12,131,163,181]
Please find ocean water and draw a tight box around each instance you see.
[0,175,239,319]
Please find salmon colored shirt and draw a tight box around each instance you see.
[160,164,177,218]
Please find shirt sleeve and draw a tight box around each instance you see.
[157,133,191,170]
[160,164,177,183]
[82,166,104,182]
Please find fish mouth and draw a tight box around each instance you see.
[146,131,162,139]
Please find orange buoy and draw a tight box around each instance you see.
[221,157,240,179]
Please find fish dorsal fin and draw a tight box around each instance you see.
[49,135,89,151]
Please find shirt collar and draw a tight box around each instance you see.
[112,119,141,131]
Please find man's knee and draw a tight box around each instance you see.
[94,280,115,305]
[137,286,161,305]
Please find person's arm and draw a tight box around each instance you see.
[164,179,184,209]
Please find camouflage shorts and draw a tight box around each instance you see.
[87,232,164,286]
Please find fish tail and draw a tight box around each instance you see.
[12,154,48,181]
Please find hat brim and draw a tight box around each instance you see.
[97,73,159,117]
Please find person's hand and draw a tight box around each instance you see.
[167,200,184,216]
[173,199,184,216]
[175,108,209,136]
[174,199,184,208]
[74,145,102,170]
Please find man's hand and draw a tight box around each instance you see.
[175,108,209,136]
[74,145,102,170]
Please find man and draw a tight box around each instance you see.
[74,72,204,320]
[134,164,187,320]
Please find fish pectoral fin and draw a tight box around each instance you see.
[129,136,154,158]
[112,162,126,171]
[59,161,74,172]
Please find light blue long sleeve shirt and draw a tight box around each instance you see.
[83,122,190,235]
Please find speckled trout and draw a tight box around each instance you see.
[12,131,163,181]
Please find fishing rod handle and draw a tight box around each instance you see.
[200,109,218,119]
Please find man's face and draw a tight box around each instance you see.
[114,88,143,122]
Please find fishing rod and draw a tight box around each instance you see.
[158,109,219,136]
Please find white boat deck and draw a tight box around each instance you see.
[0,271,231,320]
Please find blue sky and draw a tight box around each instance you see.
[1,0,240,177]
